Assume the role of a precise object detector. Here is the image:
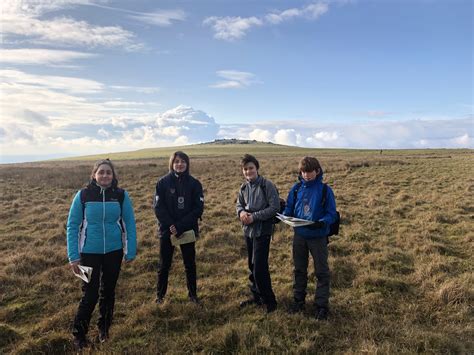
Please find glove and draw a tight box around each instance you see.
[307,221,325,229]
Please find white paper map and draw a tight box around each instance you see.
[73,265,93,283]
[276,213,314,227]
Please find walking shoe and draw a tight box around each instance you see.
[266,302,277,314]
[98,328,109,343]
[189,295,200,304]
[288,301,305,314]
[156,296,165,304]
[315,306,329,320]
[73,337,88,350]
[239,298,262,309]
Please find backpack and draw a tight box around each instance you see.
[240,178,285,225]
[292,182,340,237]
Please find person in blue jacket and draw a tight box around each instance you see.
[66,159,137,349]
[283,156,337,320]
[154,151,204,304]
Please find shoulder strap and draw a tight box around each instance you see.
[321,184,328,207]
[292,182,302,216]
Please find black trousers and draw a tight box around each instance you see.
[72,249,123,339]
[157,237,197,298]
[245,234,276,306]
[292,234,330,308]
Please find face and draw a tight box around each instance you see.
[242,162,258,182]
[301,169,319,182]
[94,164,114,187]
[173,157,187,173]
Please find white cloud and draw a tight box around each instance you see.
[203,16,263,41]
[129,9,186,26]
[110,85,160,94]
[274,129,299,146]
[204,1,329,41]
[210,70,262,89]
[1,1,140,50]
[0,48,96,66]
[249,129,272,142]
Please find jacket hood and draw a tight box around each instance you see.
[298,168,324,186]
[88,178,118,190]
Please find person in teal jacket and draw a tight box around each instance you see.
[283,156,337,320]
[66,159,137,349]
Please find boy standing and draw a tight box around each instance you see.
[283,157,337,320]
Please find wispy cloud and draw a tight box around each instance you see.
[210,70,262,89]
[0,48,96,66]
[129,9,186,26]
[1,1,141,50]
[110,85,160,94]
[204,1,329,41]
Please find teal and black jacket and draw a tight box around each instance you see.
[66,181,137,263]
[283,170,337,239]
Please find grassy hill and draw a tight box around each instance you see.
[0,145,473,353]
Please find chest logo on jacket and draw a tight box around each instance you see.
[178,196,185,209]
[170,188,175,194]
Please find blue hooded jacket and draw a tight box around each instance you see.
[66,182,137,263]
[283,169,337,239]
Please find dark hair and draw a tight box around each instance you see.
[298,156,321,173]
[90,158,118,186]
[240,154,259,170]
[169,151,190,172]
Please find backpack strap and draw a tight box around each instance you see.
[291,182,302,216]
[321,183,328,207]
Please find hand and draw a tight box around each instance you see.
[124,257,134,264]
[240,211,253,225]
[169,225,177,235]
[70,261,80,274]
[308,221,325,229]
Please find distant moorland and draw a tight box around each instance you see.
[0,144,472,353]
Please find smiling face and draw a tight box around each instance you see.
[242,162,258,182]
[173,157,187,173]
[94,163,114,187]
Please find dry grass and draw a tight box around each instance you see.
[0,148,473,354]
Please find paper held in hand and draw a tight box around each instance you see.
[73,265,93,283]
[171,229,196,246]
[276,213,314,227]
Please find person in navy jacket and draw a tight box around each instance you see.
[283,156,337,320]
[67,159,137,349]
[154,151,204,304]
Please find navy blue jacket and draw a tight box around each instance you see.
[283,170,337,239]
[154,171,204,239]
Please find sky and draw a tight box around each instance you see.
[1,0,473,163]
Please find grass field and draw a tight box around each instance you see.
[1,144,473,353]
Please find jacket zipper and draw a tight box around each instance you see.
[102,188,106,254]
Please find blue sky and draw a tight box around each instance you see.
[1,0,472,162]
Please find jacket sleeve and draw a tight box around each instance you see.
[154,178,175,228]
[319,185,337,226]
[283,183,298,217]
[175,179,204,236]
[251,180,280,222]
[66,190,83,263]
[236,185,246,218]
[122,191,137,261]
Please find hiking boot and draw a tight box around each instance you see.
[266,302,277,314]
[189,295,200,304]
[98,328,109,343]
[73,337,88,350]
[288,301,305,314]
[239,298,262,309]
[315,306,329,320]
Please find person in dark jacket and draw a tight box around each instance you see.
[236,154,280,313]
[283,156,337,320]
[154,151,204,304]
[67,159,137,349]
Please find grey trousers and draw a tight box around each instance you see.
[292,233,330,308]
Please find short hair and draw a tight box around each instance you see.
[298,156,321,172]
[169,151,190,172]
[90,158,118,184]
[240,154,259,170]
